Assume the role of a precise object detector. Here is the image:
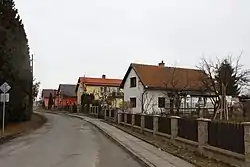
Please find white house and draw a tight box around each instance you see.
[120,61,213,114]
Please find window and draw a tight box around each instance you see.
[130,97,136,108]
[130,77,136,87]
[158,97,165,108]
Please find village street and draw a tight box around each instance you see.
[0,113,141,167]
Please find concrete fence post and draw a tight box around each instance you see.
[124,113,128,124]
[242,122,250,167]
[153,115,159,136]
[77,105,80,113]
[114,110,118,123]
[117,111,122,124]
[141,114,145,133]
[109,110,112,121]
[104,109,108,120]
[132,114,135,127]
[169,116,180,140]
[89,107,91,114]
[197,118,210,154]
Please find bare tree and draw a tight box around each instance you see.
[197,54,250,120]
[93,87,113,108]
[162,67,190,115]
[138,91,157,114]
[197,57,220,114]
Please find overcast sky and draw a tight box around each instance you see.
[15,0,250,90]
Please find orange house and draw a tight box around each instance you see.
[57,84,77,108]
[41,89,57,108]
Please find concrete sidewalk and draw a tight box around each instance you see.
[68,113,194,167]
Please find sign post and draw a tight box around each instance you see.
[0,82,11,137]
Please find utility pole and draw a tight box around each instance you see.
[31,54,34,108]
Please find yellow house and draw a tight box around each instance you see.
[75,75,123,108]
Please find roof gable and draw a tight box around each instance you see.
[120,63,145,88]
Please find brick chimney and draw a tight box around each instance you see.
[102,74,106,79]
[158,60,165,67]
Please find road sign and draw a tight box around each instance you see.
[0,93,9,102]
[0,82,11,93]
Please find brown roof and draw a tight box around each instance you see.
[41,89,57,98]
[75,77,122,92]
[120,63,206,91]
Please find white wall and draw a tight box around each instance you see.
[123,68,215,114]
[123,68,170,114]
[123,68,144,113]
[76,83,83,105]
[142,90,167,114]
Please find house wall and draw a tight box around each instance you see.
[43,98,49,107]
[58,97,77,107]
[42,97,60,108]
[123,68,145,113]
[76,83,83,105]
[76,83,122,107]
[142,90,167,114]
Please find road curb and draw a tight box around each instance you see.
[66,113,154,167]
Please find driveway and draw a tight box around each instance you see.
[0,113,141,167]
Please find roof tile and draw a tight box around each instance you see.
[79,77,122,87]
[122,63,206,91]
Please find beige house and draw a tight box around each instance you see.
[75,75,123,108]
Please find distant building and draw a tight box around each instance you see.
[41,89,57,108]
[75,75,123,108]
[57,84,77,108]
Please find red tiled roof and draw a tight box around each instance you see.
[120,63,206,91]
[75,76,122,93]
[79,77,122,87]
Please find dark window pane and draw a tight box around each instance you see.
[130,97,136,108]
[158,97,165,108]
[130,77,136,87]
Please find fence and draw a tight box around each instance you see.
[127,113,132,124]
[164,107,214,118]
[158,117,171,134]
[106,109,109,117]
[135,114,141,126]
[106,112,250,167]
[121,113,124,122]
[145,115,153,130]
[208,121,245,154]
[111,110,115,118]
[89,106,99,115]
[178,118,198,142]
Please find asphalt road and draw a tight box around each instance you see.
[0,113,142,167]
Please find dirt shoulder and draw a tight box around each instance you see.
[0,112,47,144]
